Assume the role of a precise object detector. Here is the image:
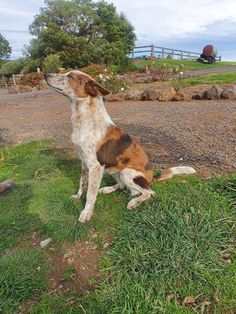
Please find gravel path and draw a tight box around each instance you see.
[0,89,235,177]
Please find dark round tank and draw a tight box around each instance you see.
[203,45,218,57]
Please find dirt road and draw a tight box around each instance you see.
[0,89,235,177]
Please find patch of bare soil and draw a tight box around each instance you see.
[0,89,236,178]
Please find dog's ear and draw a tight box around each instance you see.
[85,80,110,97]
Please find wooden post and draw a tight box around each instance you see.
[172,49,174,59]
[181,51,183,60]
[132,50,135,59]
[12,74,16,86]
[151,45,155,57]
[37,67,41,73]
[162,48,164,59]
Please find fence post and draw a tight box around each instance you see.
[181,51,183,60]
[162,48,164,59]
[132,49,135,59]
[151,45,155,57]
[172,49,174,59]
[37,67,41,73]
[12,74,16,86]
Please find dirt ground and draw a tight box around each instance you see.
[0,88,236,178]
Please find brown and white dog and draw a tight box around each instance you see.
[45,70,196,223]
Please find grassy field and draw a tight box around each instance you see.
[133,59,236,71]
[0,141,235,313]
[183,72,236,86]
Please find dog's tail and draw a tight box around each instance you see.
[154,166,196,182]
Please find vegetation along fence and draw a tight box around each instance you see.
[131,45,222,61]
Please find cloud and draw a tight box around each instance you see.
[1,0,236,60]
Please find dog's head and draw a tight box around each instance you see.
[45,70,110,99]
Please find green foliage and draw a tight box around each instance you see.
[0,249,47,313]
[43,53,63,73]
[0,33,11,60]
[28,0,136,67]
[0,57,27,76]
[81,63,130,94]
[22,58,42,74]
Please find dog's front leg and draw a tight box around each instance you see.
[72,162,88,199]
[78,163,104,223]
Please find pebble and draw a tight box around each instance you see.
[40,238,52,248]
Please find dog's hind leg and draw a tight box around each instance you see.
[119,168,154,210]
[78,163,104,223]
[98,173,125,194]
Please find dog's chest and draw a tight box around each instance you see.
[70,100,111,151]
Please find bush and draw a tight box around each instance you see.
[80,63,130,94]
[22,58,42,74]
[20,72,45,87]
[0,58,27,76]
[43,54,62,73]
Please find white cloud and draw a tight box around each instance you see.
[111,0,236,40]
[0,0,236,60]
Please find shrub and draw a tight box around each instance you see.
[43,54,62,73]
[20,72,45,87]
[22,58,42,74]
[80,63,130,94]
[0,58,27,76]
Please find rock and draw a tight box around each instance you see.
[192,90,206,100]
[124,90,142,101]
[221,86,236,100]
[133,76,152,84]
[159,87,176,101]
[104,93,124,102]
[204,85,222,100]
[141,86,160,100]
[0,180,16,195]
[40,238,52,248]
[173,90,191,101]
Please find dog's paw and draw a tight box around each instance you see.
[127,198,138,210]
[78,210,93,223]
[71,193,81,200]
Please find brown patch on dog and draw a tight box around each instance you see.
[96,126,153,184]
[97,129,132,167]
[133,176,150,189]
[68,72,109,98]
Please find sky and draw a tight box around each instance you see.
[0,0,236,61]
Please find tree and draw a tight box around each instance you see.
[28,0,136,67]
[0,33,12,61]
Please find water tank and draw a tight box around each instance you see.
[203,45,218,58]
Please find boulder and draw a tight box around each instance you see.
[192,90,206,100]
[159,87,176,101]
[0,180,16,195]
[104,93,125,102]
[124,91,142,101]
[141,86,160,100]
[173,90,192,101]
[221,86,236,100]
[204,85,222,100]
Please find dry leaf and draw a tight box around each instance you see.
[183,295,195,305]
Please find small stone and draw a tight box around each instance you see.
[36,266,41,271]
[40,238,52,248]
[103,242,109,249]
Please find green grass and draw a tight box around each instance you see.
[183,71,236,86]
[133,59,236,71]
[0,141,235,313]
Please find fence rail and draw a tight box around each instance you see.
[130,45,222,61]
